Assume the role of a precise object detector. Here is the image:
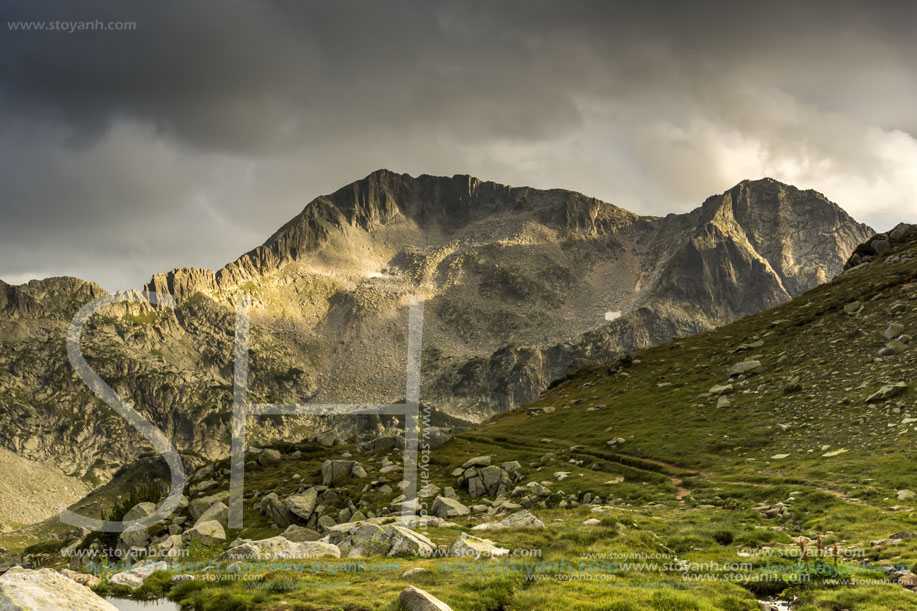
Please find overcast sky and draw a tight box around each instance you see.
[1,0,916,290]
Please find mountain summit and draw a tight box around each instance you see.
[0,172,872,481]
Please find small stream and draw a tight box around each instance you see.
[106,598,181,611]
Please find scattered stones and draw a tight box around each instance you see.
[110,560,170,589]
[417,484,441,499]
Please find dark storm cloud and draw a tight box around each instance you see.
[1,0,916,289]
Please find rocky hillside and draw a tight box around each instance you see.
[2,224,914,611]
[0,172,872,483]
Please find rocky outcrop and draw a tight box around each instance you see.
[844,223,917,270]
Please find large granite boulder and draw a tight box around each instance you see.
[323,522,435,557]
[0,567,117,610]
[431,496,470,519]
[284,488,319,521]
[471,510,545,531]
[220,537,340,560]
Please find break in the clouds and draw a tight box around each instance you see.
[1,0,916,290]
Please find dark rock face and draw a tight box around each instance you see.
[0,171,873,477]
[844,223,917,270]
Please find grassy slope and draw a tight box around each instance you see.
[3,240,917,610]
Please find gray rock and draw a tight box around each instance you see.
[0,567,117,610]
[195,501,228,528]
[399,585,453,611]
[110,560,170,590]
[449,532,508,558]
[897,490,916,501]
[471,510,545,531]
[322,460,356,486]
[220,537,340,560]
[285,488,319,520]
[866,382,907,403]
[60,569,100,588]
[461,456,491,469]
[360,436,404,452]
[871,238,891,254]
[417,484,441,499]
[467,476,486,499]
[118,524,149,550]
[843,301,863,315]
[189,492,228,520]
[122,502,156,522]
[317,515,337,532]
[183,520,226,546]
[884,322,906,340]
[281,525,321,542]
[728,360,762,377]
[259,448,282,465]
[323,522,435,557]
[431,496,470,519]
[426,427,453,450]
[259,492,294,527]
[878,340,907,356]
[401,567,433,579]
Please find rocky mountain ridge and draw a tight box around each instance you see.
[0,171,872,487]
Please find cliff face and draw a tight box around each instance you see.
[0,171,873,477]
